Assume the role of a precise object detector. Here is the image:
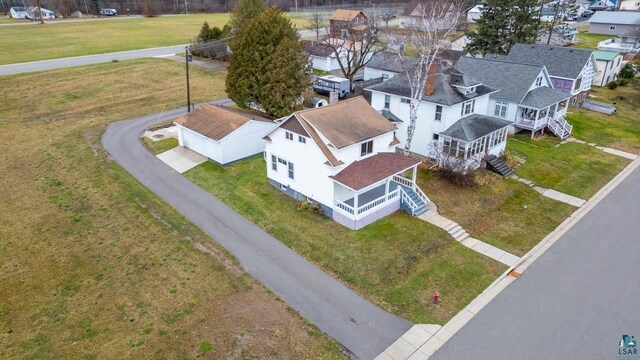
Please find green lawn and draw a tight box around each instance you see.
[572,32,611,50]
[507,135,630,199]
[417,169,575,257]
[567,86,640,153]
[0,59,342,359]
[142,137,179,155]
[184,157,505,325]
[0,13,309,65]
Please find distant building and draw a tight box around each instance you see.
[536,24,578,46]
[25,6,55,20]
[9,7,28,19]
[466,4,483,23]
[589,11,640,36]
[329,9,368,40]
[401,0,460,30]
[618,0,640,11]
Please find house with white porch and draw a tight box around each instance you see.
[455,56,573,139]
[366,63,512,169]
[263,97,431,230]
[494,44,597,105]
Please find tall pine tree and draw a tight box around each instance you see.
[466,0,540,56]
[229,0,266,36]
[226,7,310,117]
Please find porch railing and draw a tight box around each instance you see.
[335,201,355,215]
[391,175,431,205]
[515,116,547,130]
[334,189,400,219]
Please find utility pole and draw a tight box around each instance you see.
[185,46,192,112]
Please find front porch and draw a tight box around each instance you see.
[515,89,571,138]
[331,152,429,230]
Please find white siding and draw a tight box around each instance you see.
[579,56,596,92]
[593,55,623,87]
[363,67,398,81]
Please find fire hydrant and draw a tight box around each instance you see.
[433,290,440,304]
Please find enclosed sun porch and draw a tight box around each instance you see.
[330,152,430,230]
[514,87,572,139]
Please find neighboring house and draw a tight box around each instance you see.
[450,35,470,51]
[329,9,368,40]
[263,97,431,230]
[302,40,346,72]
[367,63,512,167]
[589,11,640,36]
[401,0,459,30]
[618,0,640,10]
[597,30,640,53]
[466,4,483,23]
[536,24,578,46]
[363,52,416,81]
[592,50,624,86]
[589,0,616,10]
[175,104,276,166]
[456,56,573,139]
[25,6,55,20]
[497,44,597,104]
[9,7,28,19]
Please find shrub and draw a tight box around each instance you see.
[618,63,635,80]
[296,201,322,215]
[437,167,477,187]
[617,78,628,86]
[607,80,619,90]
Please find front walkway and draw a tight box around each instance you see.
[511,174,587,207]
[559,137,639,160]
[419,213,520,267]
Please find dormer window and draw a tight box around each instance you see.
[360,140,373,156]
[535,76,542,87]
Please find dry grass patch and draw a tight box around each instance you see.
[0,59,342,359]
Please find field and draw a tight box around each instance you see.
[0,59,342,359]
[572,31,611,50]
[185,157,505,325]
[0,13,309,65]
[568,85,640,153]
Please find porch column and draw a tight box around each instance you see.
[353,192,359,212]
[411,166,417,189]
[385,179,390,195]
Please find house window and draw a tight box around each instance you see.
[341,29,349,38]
[610,61,614,70]
[433,134,439,140]
[460,99,475,116]
[288,162,294,179]
[494,101,508,118]
[285,131,293,141]
[384,94,391,109]
[535,76,542,87]
[271,155,277,170]
[435,105,443,121]
[278,157,287,165]
[298,135,306,144]
[360,140,373,156]
[401,98,410,104]
[609,25,616,30]
[617,57,621,66]
[382,74,389,80]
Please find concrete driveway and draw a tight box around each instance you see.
[102,101,412,359]
[156,146,206,174]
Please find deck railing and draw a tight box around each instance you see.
[392,175,431,205]
[334,189,400,219]
[515,116,547,130]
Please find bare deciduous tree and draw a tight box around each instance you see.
[306,12,326,40]
[323,14,385,90]
[387,1,464,155]
[544,0,577,45]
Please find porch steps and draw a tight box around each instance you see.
[408,192,428,216]
[444,222,470,242]
[485,155,514,177]
[548,116,573,139]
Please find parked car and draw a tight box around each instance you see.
[582,9,594,17]
[564,12,578,21]
[99,8,117,16]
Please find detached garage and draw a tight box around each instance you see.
[175,104,276,165]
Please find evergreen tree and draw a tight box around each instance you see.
[229,0,266,35]
[198,21,212,41]
[618,64,635,80]
[466,0,540,56]
[226,7,310,117]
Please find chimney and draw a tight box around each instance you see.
[424,62,438,96]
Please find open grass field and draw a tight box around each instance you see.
[0,13,309,65]
[507,135,630,199]
[0,59,342,359]
[568,85,640,153]
[572,31,611,50]
[417,169,575,257]
[185,157,506,325]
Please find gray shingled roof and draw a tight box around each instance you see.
[455,56,544,103]
[440,114,511,141]
[504,44,593,80]
[380,109,403,123]
[366,52,417,73]
[589,11,640,26]
[366,65,497,106]
[520,86,570,109]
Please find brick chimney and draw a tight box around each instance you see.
[424,62,438,96]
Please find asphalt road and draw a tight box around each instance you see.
[0,45,188,76]
[101,103,412,360]
[432,163,640,360]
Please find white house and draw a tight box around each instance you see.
[466,5,483,23]
[367,63,512,168]
[302,40,346,72]
[175,104,276,166]
[401,0,459,30]
[589,11,640,36]
[263,97,431,230]
[25,6,55,20]
[456,56,573,139]
[618,0,640,11]
[496,44,597,105]
[593,50,624,86]
[9,7,28,19]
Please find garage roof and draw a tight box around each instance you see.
[175,104,272,141]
